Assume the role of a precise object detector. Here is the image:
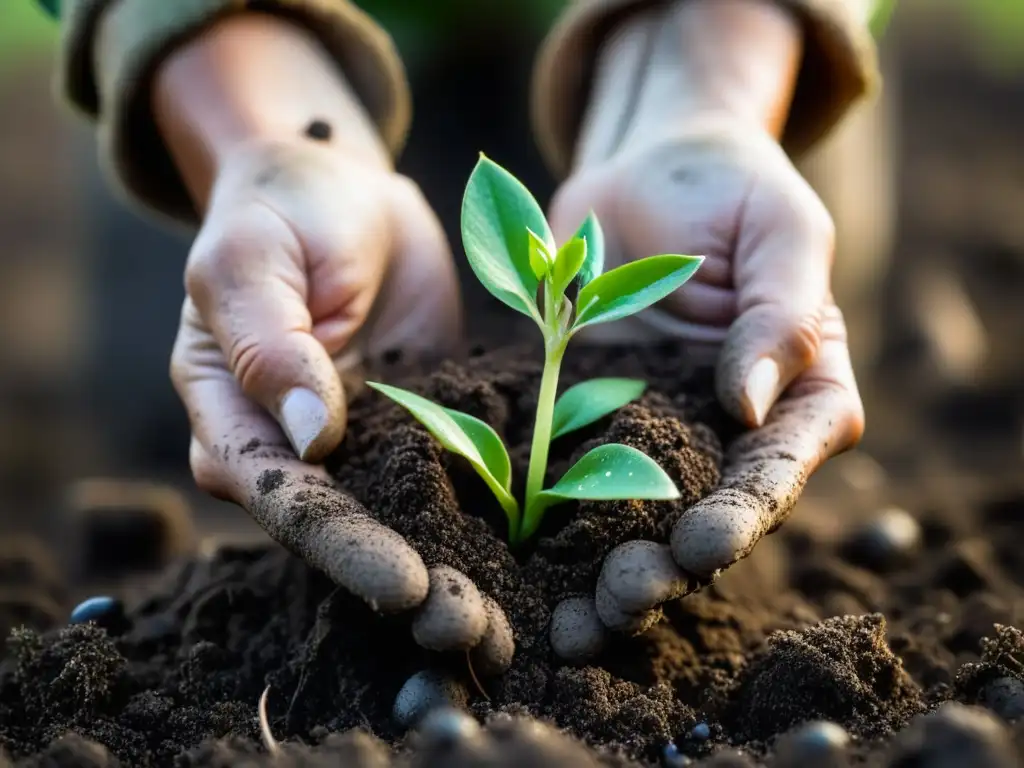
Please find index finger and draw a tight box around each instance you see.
[672,305,864,576]
[172,300,430,612]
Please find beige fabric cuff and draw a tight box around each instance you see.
[58,0,410,227]
[531,0,880,178]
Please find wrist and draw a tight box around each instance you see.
[151,11,390,212]
[574,0,802,168]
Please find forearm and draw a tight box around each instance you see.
[151,11,390,212]
[575,0,802,168]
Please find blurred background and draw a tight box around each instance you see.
[0,0,1022,579]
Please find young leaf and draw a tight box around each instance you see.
[443,409,512,491]
[573,254,703,330]
[527,228,552,280]
[550,237,587,299]
[574,211,605,287]
[551,378,647,440]
[539,443,680,503]
[517,443,679,541]
[366,382,518,519]
[461,156,555,322]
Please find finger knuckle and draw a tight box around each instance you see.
[228,334,274,397]
[184,235,248,302]
[788,312,824,366]
[169,344,189,393]
[189,440,224,496]
[844,392,867,446]
[168,326,197,397]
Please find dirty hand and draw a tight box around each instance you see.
[543,0,865,652]
[157,13,512,673]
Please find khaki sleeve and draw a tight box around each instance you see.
[59,0,410,226]
[531,0,881,178]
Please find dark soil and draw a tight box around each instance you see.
[1,343,1024,766]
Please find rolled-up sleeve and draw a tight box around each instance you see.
[531,0,884,178]
[58,0,410,225]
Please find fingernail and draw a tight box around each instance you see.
[744,358,780,427]
[280,388,330,461]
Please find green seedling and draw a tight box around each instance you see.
[367,155,704,545]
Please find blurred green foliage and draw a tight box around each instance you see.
[0,2,56,72]
[960,0,1024,71]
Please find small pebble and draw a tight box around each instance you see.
[691,722,710,741]
[662,742,691,767]
[69,598,120,626]
[842,507,921,571]
[774,721,850,766]
[392,671,469,729]
[416,706,480,749]
[980,676,1024,722]
[884,702,1017,768]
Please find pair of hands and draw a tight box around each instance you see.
[171,121,864,674]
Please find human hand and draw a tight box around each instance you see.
[536,0,867,656]
[157,14,512,673]
[546,119,864,654]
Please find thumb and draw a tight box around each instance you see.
[716,185,835,428]
[185,207,346,463]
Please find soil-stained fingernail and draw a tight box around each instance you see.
[744,357,780,427]
[279,388,330,461]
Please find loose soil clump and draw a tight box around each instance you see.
[0,344,1023,766]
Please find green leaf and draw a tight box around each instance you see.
[366,382,519,524]
[539,443,680,503]
[574,254,703,330]
[550,237,587,299]
[574,211,605,287]
[551,378,647,440]
[527,228,552,280]
[443,408,512,491]
[461,155,555,322]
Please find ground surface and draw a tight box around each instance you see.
[1,344,1024,767]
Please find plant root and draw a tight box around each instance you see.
[259,685,281,757]
[466,650,490,702]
